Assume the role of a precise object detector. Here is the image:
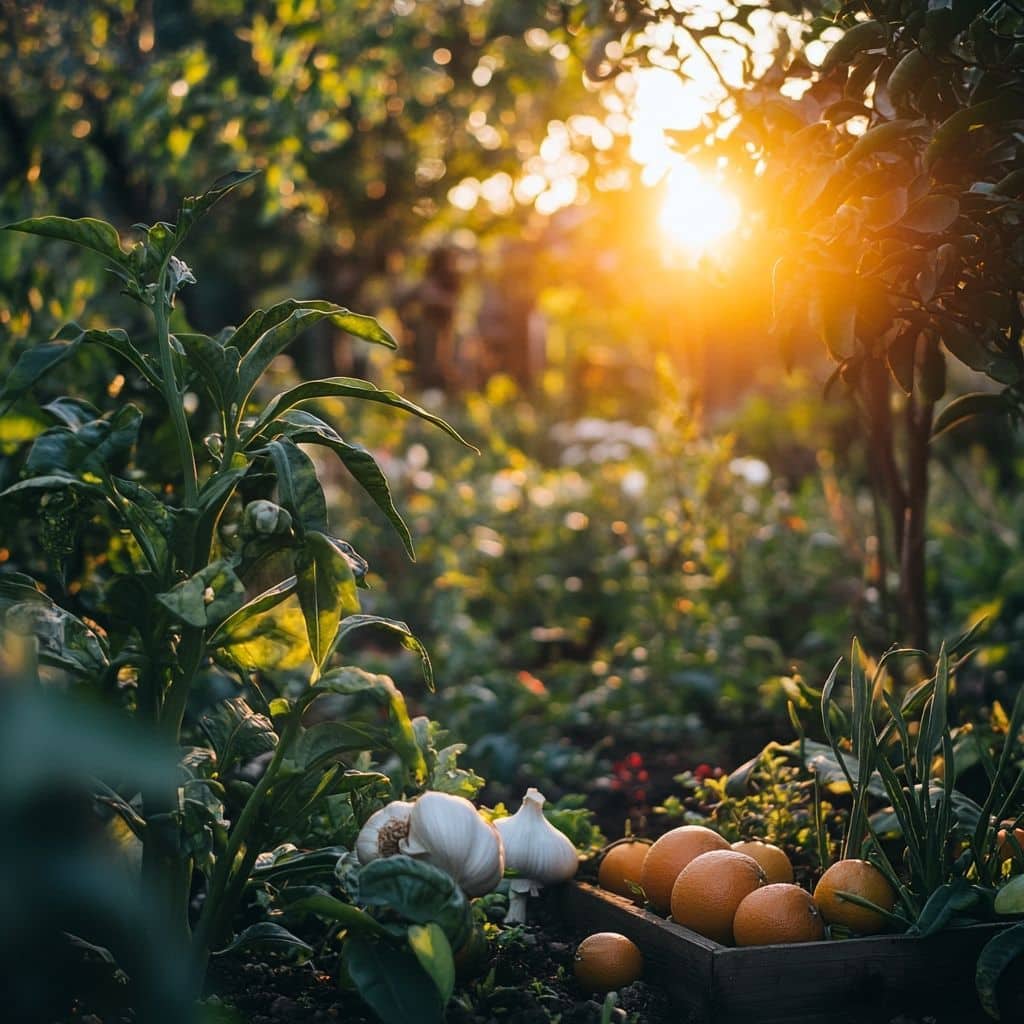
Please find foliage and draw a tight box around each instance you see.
[0,175,472,1014]
[610,0,1024,649]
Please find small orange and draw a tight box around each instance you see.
[997,826,1024,866]
[813,859,896,934]
[731,840,794,884]
[640,825,730,913]
[733,884,825,946]
[670,849,766,944]
[598,840,651,898]
[573,932,643,991]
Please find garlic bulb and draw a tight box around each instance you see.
[494,788,578,923]
[356,800,414,864]
[400,791,505,897]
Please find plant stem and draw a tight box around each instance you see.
[153,280,199,511]
[192,711,301,968]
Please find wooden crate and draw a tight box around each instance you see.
[560,882,1010,1023]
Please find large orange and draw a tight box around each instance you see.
[731,840,793,884]
[733,884,825,946]
[598,840,651,898]
[640,825,730,912]
[813,859,896,934]
[670,849,765,944]
[573,932,643,991]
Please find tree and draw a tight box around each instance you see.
[607,0,1024,648]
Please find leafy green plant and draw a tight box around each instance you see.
[0,172,472,1001]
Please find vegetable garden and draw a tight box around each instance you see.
[2,1,1024,1022]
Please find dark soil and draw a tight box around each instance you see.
[207,892,671,1023]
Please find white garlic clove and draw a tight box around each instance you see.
[399,791,505,897]
[494,787,579,887]
[355,800,414,865]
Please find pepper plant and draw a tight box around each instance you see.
[0,171,471,989]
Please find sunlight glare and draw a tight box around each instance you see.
[659,164,740,262]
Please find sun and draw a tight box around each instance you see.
[659,163,741,262]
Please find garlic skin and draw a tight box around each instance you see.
[400,791,505,897]
[494,788,579,922]
[355,800,414,865]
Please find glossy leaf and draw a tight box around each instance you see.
[156,560,246,628]
[174,333,241,416]
[901,196,960,234]
[208,577,298,649]
[357,855,472,950]
[927,93,1024,167]
[932,391,1008,438]
[292,721,388,770]
[25,405,142,479]
[343,935,444,1024]
[334,614,434,691]
[295,531,360,671]
[4,215,129,266]
[199,697,277,774]
[216,922,313,963]
[408,923,455,1003]
[976,922,1024,1019]
[995,876,1024,916]
[265,438,328,536]
[249,378,474,450]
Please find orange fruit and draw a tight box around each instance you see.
[573,932,643,991]
[670,849,766,944]
[731,840,794,884]
[733,884,825,946]
[813,859,896,934]
[598,840,651,898]
[640,825,730,912]
[997,826,1024,865]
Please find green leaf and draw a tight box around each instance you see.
[821,21,886,73]
[174,333,241,416]
[343,936,444,1024]
[0,592,109,676]
[208,577,297,649]
[358,856,472,950]
[334,614,434,691]
[887,328,917,395]
[976,922,1024,1019]
[4,215,129,266]
[995,876,1024,916]
[269,410,414,559]
[265,438,328,536]
[845,119,928,165]
[249,378,475,451]
[408,923,455,1003]
[295,531,360,671]
[199,697,277,774]
[216,922,313,963]
[234,303,396,408]
[927,93,1024,167]
[916,337,946,404]
[887,48,930,107]
[24,404,142,480]
[177,170,261,239]
[910,879,979,936]
[156,560,246,628]
[292,721,387,770]
[809,288,857,361]
[932,391,1008,438]
[275,885,387,934]
[901,195,960,234]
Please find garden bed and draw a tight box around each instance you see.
[560,882,1017,1024]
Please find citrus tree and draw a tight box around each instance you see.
[604,0,1024,649]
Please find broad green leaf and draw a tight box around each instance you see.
[910,879,979,936]
[844,119,928,165]
[887,48,930,107]
[334,614,434,691]
[208,577,297,648]
[174,333,241,416]
[156,559,246,628]
[269,411,414,558]
[265,438,328,536]
[25,405,142,480]
[887,328,917,395]
[110,477,177,566]
[821,21,885,74]
[295,531,360,671]
[177,170,261,240]
[408,923,455,1003]
[42,397,101,428]
[4,215,129,266]
[249,378,474,451]
[927,94,1024,167]
[216,922,312,963]
[343,935,444,1024]
[809,288,856,361]
[862,187,908,230]
[199,697,277,774]
[995,875,1024,916]
[275,885,386,934]
[901,195,960,234]
[2,597,109,676]
[213,602,310,673]
[234,303,396,408]
[932,392,1008,438]
[358,856,472,950]
[292,721,387,771]
[0,474,104,500]
[976,922,1024,1019]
